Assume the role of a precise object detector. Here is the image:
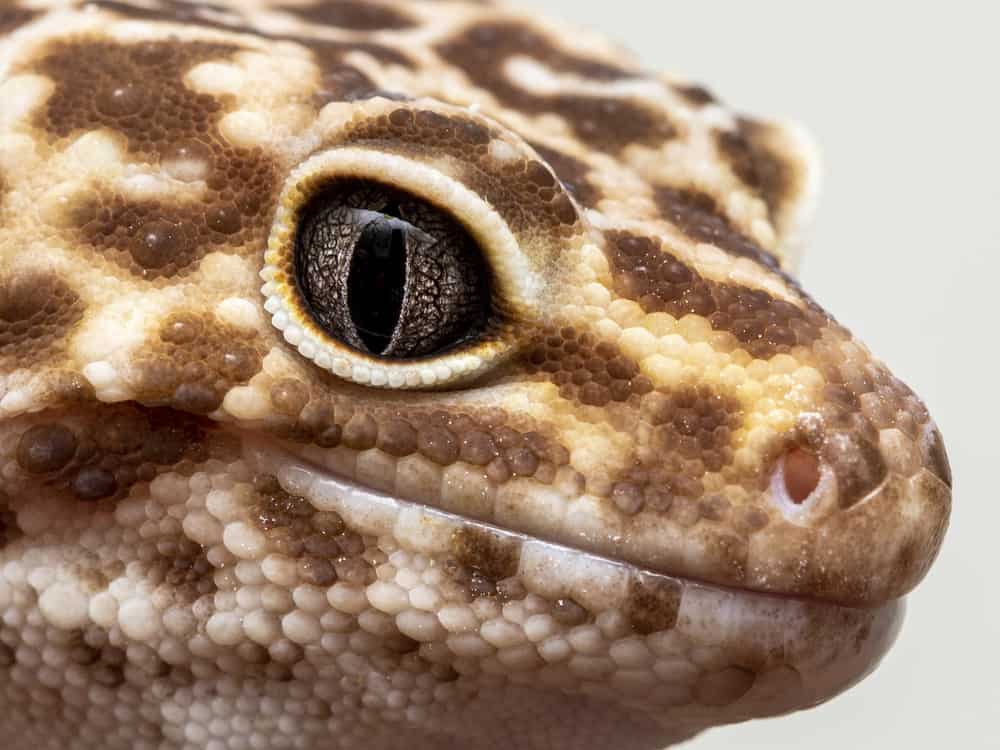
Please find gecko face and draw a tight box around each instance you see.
[0,2,951,749]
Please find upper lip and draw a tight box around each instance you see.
[247,433,897,612]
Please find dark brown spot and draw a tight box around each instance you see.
[172,383,222,414]
[552,597,588,626]
[823,432,888,509]
[553,95,676,154]
[529,143,601,207]
[435,23,669,155]
[673,83,718,106]
[299,556,337,586]
[132,220,189,270]
[91,1,235,28]
[137,313,262,407]
[270,379,310,417]
[525,326,653,407]
[459,430,499,466]
[160,313,204,345]
[0,272,84,369]
[281,1,415,31]
[0,6,39,35]
[96,82,146,117]
[377,418,418,458]
[27,38,278,280]
[626,573,681,634]
[95,411,148,454]
[328,113,581,236]
[18,406,209,502]
[654,186,781,270]
[342,413,378,450]
[604,231,827,359]
[418,425,459,465]
[451,526,520,584]
[717,118,790,220]
[72,466,119,501]
[17,424,78,474]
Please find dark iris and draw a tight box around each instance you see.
[294,180,492,360]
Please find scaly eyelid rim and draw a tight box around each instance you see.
[261,148,545,389]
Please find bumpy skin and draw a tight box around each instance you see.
[0,1,951,749]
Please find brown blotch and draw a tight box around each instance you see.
[0,272,84,369]
[91,1,239,29]
[823,432,888,509]
[550,95,676,155]
[610,385,744,506]
[150,538,215,604]
[17,424,78,475]
[0,503,21,550]
[20,405,210,503]
[525,326,653,408]
[281,1,415,31]
[673,83,718,107]
[92,0,413,97]
[604,231,827,359]
[626,572,682,635]
[270,379,310,417]
[552,597,589,627]
[716,118,790,220]
[529,143,601,208]
[135,312,262,411]
[418,425,460,466]
[654,186,781,270]
[27,38,278,279]
[342,413,378,451]
[312,63,381,106]
[329,111,581,236]
[451,526,521,587]
[377,418,418,458]
[0,6,38,35]
[436,23,672,155]
[251,475,366,583]
[89,646,127,689]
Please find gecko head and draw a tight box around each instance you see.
[0,7,950,749]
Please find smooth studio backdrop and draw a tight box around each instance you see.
[534,1,997,748]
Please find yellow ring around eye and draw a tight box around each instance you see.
[261,148,544,389]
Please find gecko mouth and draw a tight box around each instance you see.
[0,405,904,734]
[240,432,904,712]
[246,433,842,610]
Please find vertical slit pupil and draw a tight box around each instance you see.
[348,215,407,354]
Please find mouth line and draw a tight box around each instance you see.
[240,432,877,613]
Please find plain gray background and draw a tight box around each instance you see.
[533,1,997,747]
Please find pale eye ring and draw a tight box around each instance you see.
[261,148,537,389]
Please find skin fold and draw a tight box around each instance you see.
[0,1,951,748]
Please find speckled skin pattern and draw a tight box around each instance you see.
[0,1,952,749]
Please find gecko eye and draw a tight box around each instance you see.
[260,145,534,389]
[294,181,492,359]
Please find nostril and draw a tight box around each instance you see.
[783,448,821,504]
